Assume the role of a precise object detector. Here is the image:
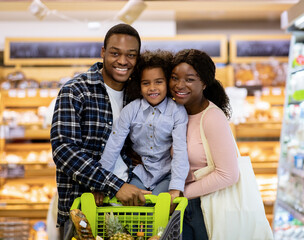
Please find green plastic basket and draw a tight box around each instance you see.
[70,192,188,239]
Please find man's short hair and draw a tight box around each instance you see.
[104,23,141,52]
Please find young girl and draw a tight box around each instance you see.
[100,50,189,201]
[169,49,239,240]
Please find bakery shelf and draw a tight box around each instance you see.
[0,90,56,108]
[235,122,282,138]
[0,204,49,218]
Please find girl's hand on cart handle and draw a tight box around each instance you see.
[116,183,151,206]
[92,192,104,206]
[169,189,181,214]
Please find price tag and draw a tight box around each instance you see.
[49,89,58,97]
[8,89,17,97]
[17,89,26,98]
[27,89,37,97]
[272,87,282,96]
[0,164,25,178]
[40,89,49,98]
[262,87,270,96]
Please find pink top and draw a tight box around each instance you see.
[183,102,239,199]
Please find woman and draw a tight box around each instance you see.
[169,49,239,240]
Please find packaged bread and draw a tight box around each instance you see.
[70,209,95,240]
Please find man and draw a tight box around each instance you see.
[50,23,149,239]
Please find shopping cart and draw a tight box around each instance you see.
[70,192,188,239]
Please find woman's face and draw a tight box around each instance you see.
[169,62,205,114]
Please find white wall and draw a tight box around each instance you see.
[0,11,177,51]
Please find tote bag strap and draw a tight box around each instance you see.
[199,104,217,169]
[200,104,240,167]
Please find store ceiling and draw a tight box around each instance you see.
[0,0,300,23]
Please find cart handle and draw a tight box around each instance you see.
[103,194,158,205]
[71,193,159,210]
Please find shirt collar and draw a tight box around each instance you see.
[141,97,168,113]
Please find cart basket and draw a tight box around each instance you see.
[70,192,188,240]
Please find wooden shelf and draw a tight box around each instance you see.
[246,94,285,106]
[1,90,56,108]
[24,128,50,139]
[235,122,282,138]
[0,204,49,218]
[253,162,278,174]
[5,142,50,151]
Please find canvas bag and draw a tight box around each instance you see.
[194,105,274,240]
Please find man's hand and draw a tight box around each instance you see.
[92,192,104,207]
[116,183,151,206]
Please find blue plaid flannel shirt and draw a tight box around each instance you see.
[50,62,132,226]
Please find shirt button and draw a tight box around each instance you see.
[102,143,105,147]
[150,147,153,149]
[149,124,152,127]
[152,112,155,115]
[113,131,116,134]
[109,121,112,125]
[150,135,152,138]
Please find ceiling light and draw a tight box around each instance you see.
[116,0,147,25]
[28,0,50,20]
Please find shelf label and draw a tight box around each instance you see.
[8,89,17,97]
[17,89,26,98]
[39,89,49,98]
[27,89,37,97]
[0,164,25,178]
[49,89,58,98]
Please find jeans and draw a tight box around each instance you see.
[182,197,208,240]
[129,173,171,195]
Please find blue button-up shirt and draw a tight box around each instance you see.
[101,97,189,191]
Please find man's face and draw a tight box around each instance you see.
[101,34,139,91]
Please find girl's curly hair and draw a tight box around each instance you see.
[126,49,173,102]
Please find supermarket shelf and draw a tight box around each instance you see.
[5,142,51,151]
[281,165,304,179]
[0,204,49,218]
[252,162,278,174]
[277,199,304,223]
[1,176,56,185]
[0,199,51,206]
[24,166,55,177]
[0,90,56,108]
[235,122,282,138]
[290,168,304,179]
[247,94,285,106]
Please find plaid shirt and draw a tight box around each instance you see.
[50,62,131,226]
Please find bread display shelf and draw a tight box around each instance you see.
[0,205,49,218]
[1,90,56,108]
[2,176,55,185]
[252,162,278,174]
[24,166,55,177]
[246,94,285,106]
[0,199,51,205]
[24,128,50,139]
[235,122,282,138]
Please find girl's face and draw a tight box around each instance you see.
[169,62,206,114]
[140,67,167,107]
